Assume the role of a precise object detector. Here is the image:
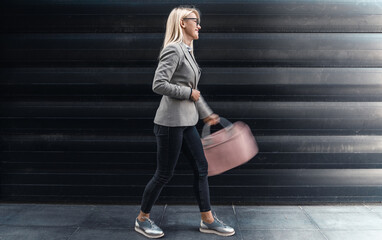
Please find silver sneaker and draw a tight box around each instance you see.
[199,212,235,237]
[135,217,164,239]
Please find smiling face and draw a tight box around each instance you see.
[181,12,201,41]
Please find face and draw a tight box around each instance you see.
[181,12,201,40]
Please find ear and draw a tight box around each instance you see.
[180,19,185,28]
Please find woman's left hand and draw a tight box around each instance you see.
[203,113,220,126]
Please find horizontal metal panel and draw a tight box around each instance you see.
[3,169,382,186]
[4,0,382,14]
[3,152,382,170]
[1,118,382,130]
[3,0,382,15]
[3,14,382,33]
[2,117,382,136]
[3,67,382,101]
[4,33,382,50]
[3,68,382,101]
[4,95,382,102]
[2,185,382,199]
[3,1,382,33]
[4,67,382,85]
[2,85,382,102]
[3,33,382,67]
[1,193,380,204]
[2,134,382,153]
[2,101,382,118]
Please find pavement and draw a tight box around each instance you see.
[1,202,382,240]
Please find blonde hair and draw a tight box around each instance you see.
[158,5,201,60]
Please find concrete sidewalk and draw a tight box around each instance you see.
[1,203,382,240]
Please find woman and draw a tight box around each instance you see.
[134,5,235,239]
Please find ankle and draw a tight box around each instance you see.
[202,217,214,224]
[137,213,150,222]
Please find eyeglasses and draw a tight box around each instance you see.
[183,18,200,26]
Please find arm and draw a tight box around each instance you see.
[152,44,192,100]
[195,93,214,119]
[197,94,220,125]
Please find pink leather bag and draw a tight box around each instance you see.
[201,117,259,176]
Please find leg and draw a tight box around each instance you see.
[181,126,235,237]
[181,125,213,222]
[139,124,185,216]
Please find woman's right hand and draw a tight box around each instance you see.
[190,89,200,102]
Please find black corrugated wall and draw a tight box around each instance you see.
[2,0,382,204]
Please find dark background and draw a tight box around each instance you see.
[2,0,382,204]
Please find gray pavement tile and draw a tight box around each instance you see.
[307,212,382,230]
[364,204,382,212]
[79,204,164,229]
[235,206,317,230]
[67,227,142,240]
[162,204,200,213]
[69,226,240,240]
[322,230,382,240]
[0,225,77,240]
[302,205,371,213]
[161,205,238,230]
[163,228,242,240]
[153,205,200,230]
[235,205,302,213]
[3,204,96,227]
[373,212,382,220]
[0,204,34,224]
[241,230,326,240]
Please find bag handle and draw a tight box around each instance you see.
[201,117,233,139]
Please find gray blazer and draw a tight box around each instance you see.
[152,41,213,127]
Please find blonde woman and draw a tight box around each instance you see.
[134,5,235,239]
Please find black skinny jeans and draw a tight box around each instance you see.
[140,123,211,213]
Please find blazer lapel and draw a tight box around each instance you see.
[179,42,199,86]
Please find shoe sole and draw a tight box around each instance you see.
[199,227,235,237]
[135,226,164,239]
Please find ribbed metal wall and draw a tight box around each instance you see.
[2,0,382,204]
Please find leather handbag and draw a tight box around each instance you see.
[201,117,259,176]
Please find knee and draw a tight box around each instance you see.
[154,171,174,185]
